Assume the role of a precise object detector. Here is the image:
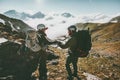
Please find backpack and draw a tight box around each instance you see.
[25,32,42,52]
[75,28,92,57]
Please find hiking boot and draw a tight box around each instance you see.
[39,77,47,80]
[76,76,81,80]
[72,74,81,80]
[72,73,77,77]
[67,76,73,80]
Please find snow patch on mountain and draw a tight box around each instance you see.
[8,21,18,32]
[0,18,5,24]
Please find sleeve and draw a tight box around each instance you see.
[59,37,76,49]
[42,35,57,45]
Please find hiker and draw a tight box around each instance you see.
[36,24,58,80]
[57,25,92,80]
[57,25,79,80]
[58,25,78,80]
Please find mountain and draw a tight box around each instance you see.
[4,10,45,20]
[31,11,45,19]
[4,10,21,19]
[20,12,31,20]
[5,10,119,23]
[61,12,74,18]
[4,10,31,20]
[76,22,120,56]
[0,13,33,39]
[3,10,74,20]
[110,16,120,22]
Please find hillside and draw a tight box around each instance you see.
[0,14,32,32]
[110,16,120,22]
[0,14,33,40]
[76,23,120,57]
[45,22,120,80]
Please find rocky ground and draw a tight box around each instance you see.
[42,46,120,80]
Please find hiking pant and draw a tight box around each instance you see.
[39,50,48,80]
[66,55,78,77]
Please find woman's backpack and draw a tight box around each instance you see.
[75,28,92,57]
[25,30,42,52]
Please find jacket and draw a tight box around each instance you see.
[59,33,77,53]
[37,31,56,51]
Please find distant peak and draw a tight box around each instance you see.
[61,12,74,18]
[4,10,17,13]
[33,11,44,15]
[32,11,45,18]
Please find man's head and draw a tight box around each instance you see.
[37,24,48,32]
[68,25,77,36]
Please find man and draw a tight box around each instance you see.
[58,25,80,80]
[37,24,57,80]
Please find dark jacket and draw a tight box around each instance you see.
[59,33,77,53]
[37,31,56,46]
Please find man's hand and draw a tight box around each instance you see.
[57,41,62,46]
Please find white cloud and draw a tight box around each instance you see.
[0,18,5,24]
[23,10,35,15]
[24,13,114,39]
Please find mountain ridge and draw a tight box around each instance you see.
[3,10,120,23]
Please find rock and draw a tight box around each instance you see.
[47,50,59,60]
[0,41,41,80]
[50,60,59,65]
[58,70,63,73]
[83,72,102,80]
[56,77,63,80]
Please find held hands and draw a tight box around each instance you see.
[54,40,59,44]
[56,41,62,46]
[53,40,62,47]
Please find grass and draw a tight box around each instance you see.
[43,46,120,80]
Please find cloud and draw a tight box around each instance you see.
[23,10,35,15]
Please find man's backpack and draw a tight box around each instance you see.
[75,28,92,57]
[25,32,42,52]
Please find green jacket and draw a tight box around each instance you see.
[59,34,77,52]
[37,31,56,46]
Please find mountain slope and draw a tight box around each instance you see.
[110,16,120,22]
[76,22,120,56]
[0,14,33,40]
[4,10,45,20]
[31,11,45,19]
[0,14,32,32]
[4,10,21,19]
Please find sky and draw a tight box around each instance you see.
[0,0,120,15]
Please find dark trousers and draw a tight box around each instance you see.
[66,54,78,77]
[39,50,48,80]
